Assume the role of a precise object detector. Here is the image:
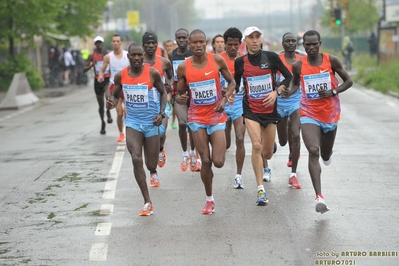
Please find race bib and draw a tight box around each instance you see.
[173,60,184,81]
[95,61,109,75]
[123,84,149,108]
[303,72,331,99]
[189,79,217,105]
[247,74,273,99]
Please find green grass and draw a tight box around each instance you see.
[352,53,399,94]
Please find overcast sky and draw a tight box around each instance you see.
[194,0,316,19]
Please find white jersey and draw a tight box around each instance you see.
[109,50,129,83]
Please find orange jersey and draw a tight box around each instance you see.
[279,53,301,74]
[185,53,226,124]
[121,65,159,125]
[145,55,165,82]
[156,46,163,57]
[300,53,340,123]
[220,51,236,75]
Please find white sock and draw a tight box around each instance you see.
[290,173,296,178]
[190,150,196,157]
[235,174,241,179]
[183,151,189,157]
[257,185,265,191]
[206,195,214,202]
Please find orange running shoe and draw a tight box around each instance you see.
[117,133,125,142]
[201,201,215,215]
[180,156,190,172]
[195,159,202,172]
[150,172,160,187]
[190,156,197,172]
[157,150,166,168]
[288,175,302,189]
[139,203,153,216]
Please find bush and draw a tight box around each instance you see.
[0,54,44,91]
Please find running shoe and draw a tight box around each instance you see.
[106,110,113,123]
[234,175,244,189]
[315,195,329,214]
[180,156,190,172]
[322,156,332,166]
[195,159,202,172]
[149,172,160,187]
[263,168,271,182]
[256,190,269,206]
[139,203,153,216]
[190,156,197,172]
[100,121,106,135]
[171,122,177,129]
[158,150,167,168]
[201,201,215,215]
[117,133,125,142]
[288,175,302,189]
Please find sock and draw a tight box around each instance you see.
[289,173,296,178]
[183,151,189,157]
[235,174,241,179]
[190,150,196,157]
[257,185,265,191]
[206,195,214,202]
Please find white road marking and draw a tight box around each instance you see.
[102,150,124,199]
[95,223,112,236]
[90,145,125,262]
[89,243,108,261]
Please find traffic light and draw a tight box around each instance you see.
[333,7,342,25]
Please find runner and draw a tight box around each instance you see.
[176,29,236,215]
[282,30,353,213]
[142,32,173,168]
[169,28,201,172]
[234,26,292,206]
[106,42,167,216]
[98,34,129,142]
[83,36,112,135]
[212,34,225,54]
[276,32,304,189]
[220,27,246,189]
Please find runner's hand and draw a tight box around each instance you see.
[262,91,278,107]
[176,91,189,105]
[106,96,115,109]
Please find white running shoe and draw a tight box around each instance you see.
[234,175,244,189]
[263,168,271,182]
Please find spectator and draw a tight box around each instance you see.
[368,32,378,57]
[341,36,354,70]
[62,47,76,85]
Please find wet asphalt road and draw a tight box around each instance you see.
[0,83,398,266]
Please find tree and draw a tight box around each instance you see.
[321,0,380,34]
[0,0,108,57]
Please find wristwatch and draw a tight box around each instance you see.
[332,89,338,97]
[159,112,166,118]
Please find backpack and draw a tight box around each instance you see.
[346,43,354,53]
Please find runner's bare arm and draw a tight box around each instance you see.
[330,54,353,94]
[151,68,166,126]
[83,54,93,73]
[283,60,302,98]
[106,72,122,109]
